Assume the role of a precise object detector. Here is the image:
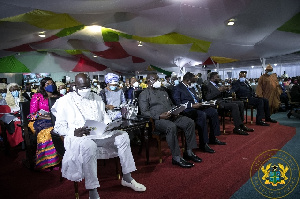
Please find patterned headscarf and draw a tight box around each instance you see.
[105,73,119,84]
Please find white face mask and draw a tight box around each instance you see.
[152,80,161,88]
[60,89,66,95]
[133,82,139,88]
[174,80,179,86]
[77,88,91,98]
[239,77,246,82]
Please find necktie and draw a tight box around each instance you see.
[187,87,198,103]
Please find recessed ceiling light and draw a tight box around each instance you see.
[93,55,98,58]
[138,41,143,47]
[274,63,277,66]
[38,32,45,37]
[251,66,254,68]
[227,18,236,26]
[86,25,102,32]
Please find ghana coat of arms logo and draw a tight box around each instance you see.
[261,163,289,186]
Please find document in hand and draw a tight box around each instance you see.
[85,119,122,139]
[168,105,186,115]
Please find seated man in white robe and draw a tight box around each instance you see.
[51,73,146,199]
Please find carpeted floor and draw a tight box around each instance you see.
[0,113,297,199]
[231,110,300,199]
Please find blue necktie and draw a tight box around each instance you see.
[187,87,198,103]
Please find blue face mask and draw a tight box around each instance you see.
[239,77,246,82]
[11,90,19,98]
[267,71,273,75]
[45,84,56,93]
[109,86,117,91]
[2,93,7,98]
[174,80,179,86]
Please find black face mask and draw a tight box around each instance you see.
[214,79,219,84]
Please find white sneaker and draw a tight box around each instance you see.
[121,179,146,192]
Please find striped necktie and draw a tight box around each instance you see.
[187,87,198,103]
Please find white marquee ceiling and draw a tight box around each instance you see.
[0,0,300,73]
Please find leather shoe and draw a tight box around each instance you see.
[265,118,277,123]
[240,125,254,132]
[199,143,215,153]
[183,152,202,163]
[256,121,270,126]
[233,128,249,135]
[209,138,226,145]
[172,158,194,168]
[287,111,292,119]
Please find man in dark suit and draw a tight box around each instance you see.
[139,73,202,168]
[231,71,277,126]
[172,72,226,153]
[204,72,254,135]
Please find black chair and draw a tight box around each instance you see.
[19,101,36,169]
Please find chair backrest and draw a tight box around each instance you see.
[48,97,65,156]
[19,101,31,126]
[201,84,208,101]
[48,97,60,126]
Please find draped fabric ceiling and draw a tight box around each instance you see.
[0,0,300,74]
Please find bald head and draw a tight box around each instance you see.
[75,73,91,89]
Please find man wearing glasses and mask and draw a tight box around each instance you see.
[52,73,146,199]
[139,73,202,168]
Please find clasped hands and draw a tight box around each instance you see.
[74,127,91,137]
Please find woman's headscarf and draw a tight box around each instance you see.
[105,73,119,84]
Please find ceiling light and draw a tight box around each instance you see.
[38,32,45,37]
[214,69,217,71]
[93,55,98,58]
[138,41,143,47]
[274,63,277,66]
[251,66,254,68]
[232,67,234,69]
[86,25,102,33]
[227,18,236,26]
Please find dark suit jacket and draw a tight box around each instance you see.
[231,80,255,99]
[138,88,175,120]
[172,82,200,112]
[204,82,223,101]
[22,92,34,101]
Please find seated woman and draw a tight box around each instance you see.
[0,83,24,148]
[99,73,126,120]
[27,77,61,170]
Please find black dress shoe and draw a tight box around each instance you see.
[256,121,270,126]
[265,118,277,123]
[233,128,249,135]
[183,152,202,163]
[172,158,194,168]
[199,143,215,153]
[209,138,226,145]
[240,125,254,132]
[287,111,292,119]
